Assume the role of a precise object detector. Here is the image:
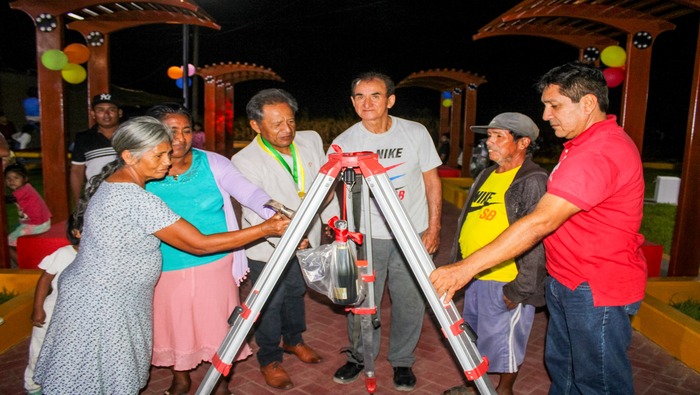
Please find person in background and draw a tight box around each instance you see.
[0,133,11,167]
[330,71,443,391]
[0,111,18,142]
[438,132,451,164]
[22,87,40,123]
[11,124,34,150]
[441,112,547,395]
[4,163,51,265]
[431,62,647,394]
[146,104,278,395]
[24,211,83,395]
[33,116,289,394]
[70,93,122,206]
[232,88,339,390]
[192,121,206,149]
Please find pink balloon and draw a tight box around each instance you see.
[180,64,196,77]
[603,67,625,88]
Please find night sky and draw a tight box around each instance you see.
[1,1,697,160]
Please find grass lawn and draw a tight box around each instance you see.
[642,167,681,254]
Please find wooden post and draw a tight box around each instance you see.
[461,85,478,177]
[448,91,462,169]
[36,18,70,224]
[619,36,653,153]
[215,80,226,155]
[203,76,216,152]
[86,36,110,127]
[668,21,700,277]
[225,83,234,158]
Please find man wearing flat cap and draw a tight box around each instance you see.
[442,112,548,395]
[70,93,122,206]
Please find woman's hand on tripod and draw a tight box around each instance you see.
[261,214,290,237]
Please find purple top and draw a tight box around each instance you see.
[202,149,276,284]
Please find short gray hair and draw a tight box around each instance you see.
[113,116,173,160]
[82,116,172,204]
[246,89,298,122]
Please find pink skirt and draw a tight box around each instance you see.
[152,255,253,370]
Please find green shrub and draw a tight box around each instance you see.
[0,286,18,305]
[670,298,700,321]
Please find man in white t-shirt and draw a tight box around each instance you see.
[330,72,442,391]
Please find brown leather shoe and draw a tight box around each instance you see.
[282,342,323,364]
[260,361,293,390]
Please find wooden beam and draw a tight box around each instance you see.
[474,25,617,49]
[503,4,676,33]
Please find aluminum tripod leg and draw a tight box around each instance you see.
[349,174,378,393]
[196,152,494,394]
[360,161,496,395]
[195,166,340,394]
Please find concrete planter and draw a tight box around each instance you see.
[441,177,473,209]
[631,277,700,373]
[0,269,41,353]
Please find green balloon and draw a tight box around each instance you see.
[41,49,68,71]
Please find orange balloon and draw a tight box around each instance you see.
[167,66,183,80]
[63,43,90,64]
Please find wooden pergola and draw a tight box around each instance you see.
[474,0,700,276]
[195,62,284,159]
[2,0,219,268]
[397,69,487,176]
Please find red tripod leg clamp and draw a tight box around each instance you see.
[346,306,377,315]
[240,303,252,319]
[450,318,465,336]
[211,353,232,376]
[464,356,489,381]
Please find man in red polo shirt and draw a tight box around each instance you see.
[431,62,646,394]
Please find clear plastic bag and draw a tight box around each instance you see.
[297,227,365,305]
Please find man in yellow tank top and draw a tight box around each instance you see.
[443,113,548,395]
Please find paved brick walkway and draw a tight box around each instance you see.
[1,200,699,394]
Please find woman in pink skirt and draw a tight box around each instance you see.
[146,104,275,394]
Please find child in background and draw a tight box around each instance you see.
[192,121,205,149]
[4,163,52,264]
[24,212,82,395]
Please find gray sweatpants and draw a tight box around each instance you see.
[345,237,426,368]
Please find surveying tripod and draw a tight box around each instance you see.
[196,150,496,395]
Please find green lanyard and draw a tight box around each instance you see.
[257,135,306,197]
